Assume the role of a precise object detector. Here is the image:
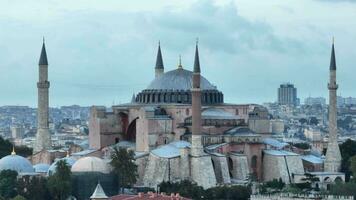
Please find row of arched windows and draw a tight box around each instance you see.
[135,90,223,105]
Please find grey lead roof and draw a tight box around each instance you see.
[146,68,217,90]
[39,41,48,65]
[193,43,200,73]
[330,42,336,70]
[155,42,164,69]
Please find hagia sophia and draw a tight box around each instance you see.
[0,39,345,199]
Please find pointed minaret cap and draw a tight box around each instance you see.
[131,93,136,103]
[90,182,108,199]
[178,55,183,69]
[11,146,16,155]
[193,38,200,73]
[39,37,48,65]
[330,37,336,71]
[155,41,164,69]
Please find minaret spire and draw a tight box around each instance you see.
[155,41,164,77]
[325,38,341,172]
[330,37,336,70]
[39,38,48,66]
[34,38,52,153]
[193,39,200,73]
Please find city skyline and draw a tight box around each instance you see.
[0,0,356,106]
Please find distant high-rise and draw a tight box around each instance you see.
[34,39,52,153]
[324,40,341,172]
[278,83,298,106]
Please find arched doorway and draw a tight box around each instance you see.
[126,117,138,141]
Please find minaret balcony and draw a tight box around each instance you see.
[328,83,338,90]
[37,81,50,88]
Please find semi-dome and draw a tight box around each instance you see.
[147,68,216,90]
[47,156,77,176]
[71,157,110,174]
[0,153,34,173]
[135,68,224,105]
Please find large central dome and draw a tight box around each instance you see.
[147,68,217,90]
[134,43,224,105]
[135,68,224,105]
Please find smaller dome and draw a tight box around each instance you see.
[48,156,77,176]
[71,157,110,174]
[0,154,34,173]
[33,163,50,173]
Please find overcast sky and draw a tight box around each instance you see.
[0,0,355,107]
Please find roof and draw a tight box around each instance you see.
[47,156,77,175]
[155,43,164,69]
[194,43,200,73]
[71,157,111,173]
[225,127,256,136]
[264,149,299,156]
[39,41,48,65]
[263,138,289,149]
[110,193,191,200]
[146,68,216,91]
[90,183,108,199]
[301,155,324,164]
[202,108,239,120]
[71,149,97,156]
[151,141,191,158]
[33,163,50,173]
[0,154,34,173]
[330,42,336,70]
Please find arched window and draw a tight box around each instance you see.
[251,155,257,168]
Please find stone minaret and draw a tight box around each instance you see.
[34,39,52,153]
[155,41,164,78]
[324,39,341,172]
[189,41,217,189]
[190,42,203,156]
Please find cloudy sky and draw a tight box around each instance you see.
[0,0,355,107]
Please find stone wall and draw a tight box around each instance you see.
[263,153,304,183]
[191,155,217,189]
[229,154,249,180]
[211,154,231,184]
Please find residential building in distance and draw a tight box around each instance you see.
[304,97,326,106]
[278,83,298,106]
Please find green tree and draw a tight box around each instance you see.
[300,173,319,191]
[47,160,72,200]
[0,137,32,159]
[339,139,356,180]
[350,155,356,178]
[11,195,26,200]
[0,170,18,198]
[159,180,205,199]
[17,176,51,200]
[330,181,356,198]
[110,147,138,193]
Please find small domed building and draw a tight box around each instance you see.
[0,148,34,174]
[47,155,77,176]
[71,156,117,200]
[71,156,110,174]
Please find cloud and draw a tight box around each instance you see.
[0,0,355,106]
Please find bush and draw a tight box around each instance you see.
[158,180,251,200]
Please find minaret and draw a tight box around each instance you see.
[324,39,341,172]
[34,39,52,153]
[189,40,217,189]
[155,41,164,78]
[190,41,203,156]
